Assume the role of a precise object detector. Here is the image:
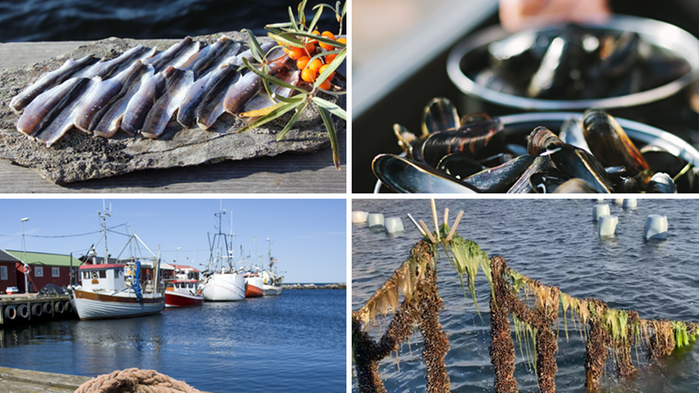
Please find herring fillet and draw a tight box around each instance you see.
[223,49,289,115]
[77,45,153,80]
[121,70,167,134]
[34,77,100,147]
[10,54,98,114]
[16,77,83,137]
[145,36,193,73]
[177,71,214,127]
[141,68,194,139]
[73,60,145,132]
[241,69,300,114]
[195,64,240,130]
[91,64,155,137]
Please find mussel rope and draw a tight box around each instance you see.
[74,368,202,393]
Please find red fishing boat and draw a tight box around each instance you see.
[165,266,204,307]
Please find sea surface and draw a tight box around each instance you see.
[0,289,346,392]
[0,0,343,42]
[352,198,699,392]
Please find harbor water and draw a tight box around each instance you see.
[353,199,699,392]
[0,289,345,392]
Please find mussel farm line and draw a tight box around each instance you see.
[351,223,698,393]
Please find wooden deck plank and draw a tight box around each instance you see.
[0,39,346,193]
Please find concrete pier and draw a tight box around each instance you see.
[0,367,89,392]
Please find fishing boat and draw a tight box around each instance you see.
[200,208,246,301]
[262,239,283,296]
[243,270,264,298]
[69,206,165,320]
[165,267,204,307]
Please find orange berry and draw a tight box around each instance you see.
[288,46,305,60]
[307,58,323,73]
[318,64,334,81]
[309,30,320,43]
[319,79,332,90]
[304,41,316,53]
[301,68,317,83]
[296,56,310,69]
[324,53,337,64]
[336,38,347,46]
[320,31,336,50]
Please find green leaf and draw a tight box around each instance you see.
[314,47,345,86]
[265,22,294,29]
[318,106,341,170]
[277,98,311,141]
[243,29,265,63]
[308,5,324,33]
[341,1,346,18]
[312,96,346,120]
[267,32,304,48]
[241,57,309,95]
[237,99,304,134]
[297,0,308,27]
[287,6,299,31]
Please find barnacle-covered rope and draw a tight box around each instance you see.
[74,368,202,393]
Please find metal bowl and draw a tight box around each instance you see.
[447,15,699,111]
[374,112,699,193]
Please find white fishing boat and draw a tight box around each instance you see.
[262,238,283,296]
[200,208,246,301]
[70,207,164,320]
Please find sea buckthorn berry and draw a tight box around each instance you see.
[319,31,336,50]
[318,64,334,81]
[319,79,332,90]
[336,38,347,46]
[310,30,320,43]
[288,46,305,60]
[304,41,316,52]
[307,58,323,73]
[324,53,337,64]
[297,56,310,70]
[301,68,317,83]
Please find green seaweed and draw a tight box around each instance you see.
[448,235,490,314]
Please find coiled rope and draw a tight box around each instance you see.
[74,368,202,393]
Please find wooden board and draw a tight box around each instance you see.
[0,39,346,193]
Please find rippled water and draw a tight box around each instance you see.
[0,0,341,42]
[352,198,699,392]
[0,289,345,392]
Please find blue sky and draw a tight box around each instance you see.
[0,198,346,283]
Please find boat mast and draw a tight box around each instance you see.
[208,207,230,272]
[97,201,112,264]
[267,238,274,273]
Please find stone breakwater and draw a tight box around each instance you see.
[282,283,346,290]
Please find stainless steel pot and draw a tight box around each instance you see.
[447,15,699,111]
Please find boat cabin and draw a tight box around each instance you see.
[170,279,199,293]
[79,264,125,292]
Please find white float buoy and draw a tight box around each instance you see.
[644,214,668,240]
[352,211,368,224]
[598,215,618,237]
[385,217,405,235]
[622,199,637,210]
[614,199,624,205]
[367,213,385,229]
[592,204,611,221]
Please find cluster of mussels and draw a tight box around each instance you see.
[474,24,690,99]
[10,36,300,147]
[372,98,696,193]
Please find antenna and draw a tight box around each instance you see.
[97,201,112,263]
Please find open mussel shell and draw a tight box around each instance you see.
[527,126,564,156]
[436,153,485,180]
[547,145,615,193]
[372,154,478,193]
[463,154,536,193]
[552,178,599,193]
[421,97,460,136]
[529,170,570,193]
[506,155,560,193]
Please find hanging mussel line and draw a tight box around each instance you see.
[372,97,693,193]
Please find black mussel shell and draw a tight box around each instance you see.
[646,172,678,193]
[615,176,640,193]
[527,126,564,156]
[417,118,505,167]
[582,110,649,179]
[463,154,536,193]
[599,32,641,78]
[529,170,570,193]
[372,154,479,193]
[507,155,560,193]
[437,153,485,180]
[422,97,460,136]
[548,145,614,193]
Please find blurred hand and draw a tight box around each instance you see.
[499,0,611,31]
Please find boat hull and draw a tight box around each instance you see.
[201,273,245,301]
[165,290,204,307]
[70,288,164,320]
[263,284,282,296]
[245,276,264,298]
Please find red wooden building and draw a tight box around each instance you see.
[0,250,20,292]
[4,250,81,293]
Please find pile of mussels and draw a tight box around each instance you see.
[372,98,698,193]
[473,24,690,99]
[10,36,299,147]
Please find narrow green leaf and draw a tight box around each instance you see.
[282,31,342,48]
[318,106,341,170]
[341,1,346,18]
[287,6,299,31]
[241,57,309,95]
[308,5,324,33]
[244,29,265,63]
[312,96,346,120]
[277,99,311,141]
[265,22,294,29]
[237,100,303,134]
[297,0,308,27]
[267,32,304,48]
[314,47,346,86]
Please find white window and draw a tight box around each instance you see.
[35,266,43,277]
[52,267,60,277]
[1,266,7,280]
